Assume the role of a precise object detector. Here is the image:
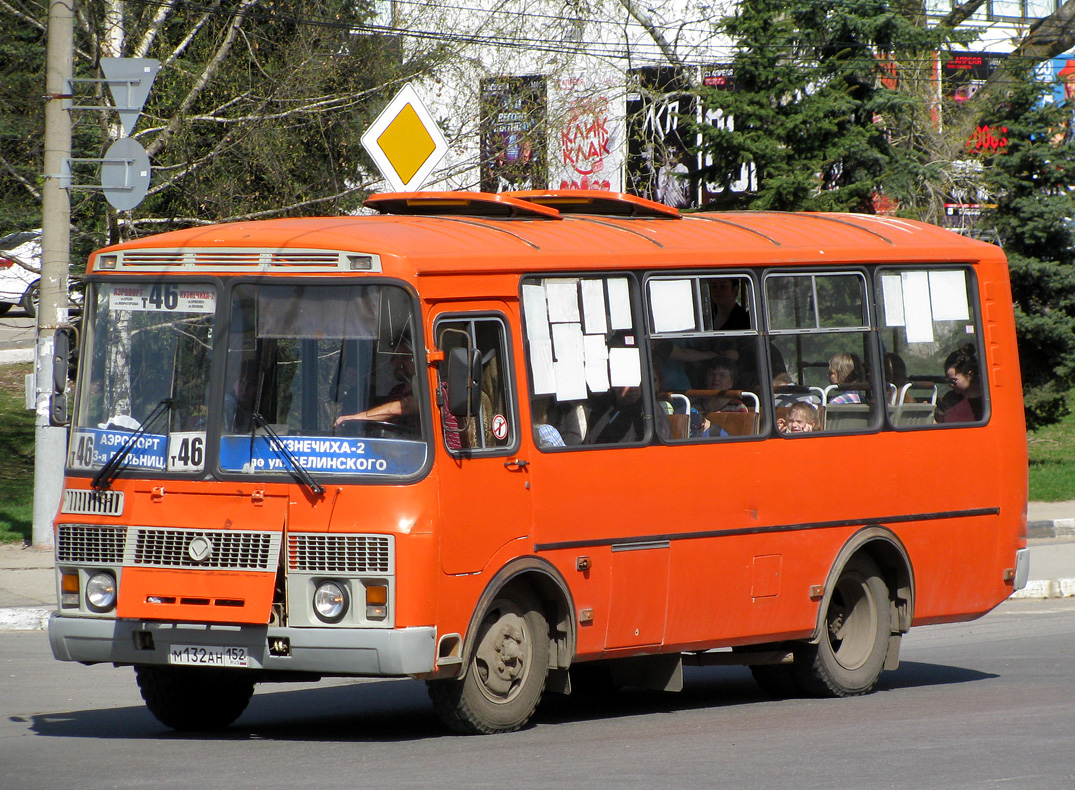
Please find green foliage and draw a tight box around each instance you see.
[1027,387,1075,501]
[976,61,1075,429]
[0,1,444,243]
[0,364,35,544]
[694,0,959,212]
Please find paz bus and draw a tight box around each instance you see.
[49,190,1030,734]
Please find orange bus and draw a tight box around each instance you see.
[49,190,1030,734]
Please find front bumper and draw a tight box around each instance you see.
[49,613,436,677]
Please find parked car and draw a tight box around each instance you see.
[0,229,82,318]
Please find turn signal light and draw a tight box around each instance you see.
[366,584,388,619]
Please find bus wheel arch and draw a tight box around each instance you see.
[427,557,575,734]
[796,528,915,697]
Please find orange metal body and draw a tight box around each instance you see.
[56,195,1027,676]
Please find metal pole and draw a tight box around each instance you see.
[33,0,75,548]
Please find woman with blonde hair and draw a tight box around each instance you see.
[827,352,865,404]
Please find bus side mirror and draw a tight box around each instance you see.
[49,327,74,426]
[445,346,481,418]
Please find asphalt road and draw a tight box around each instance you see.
[0,313,34,353]
[2,597,1074,790]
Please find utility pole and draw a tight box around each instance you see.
[34,0,75,548]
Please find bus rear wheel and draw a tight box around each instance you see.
[794,554,891,697]
[135,665,255,731]
[428,591,549,734]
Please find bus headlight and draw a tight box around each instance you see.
[85,572,117,613]
[313,581,348,623]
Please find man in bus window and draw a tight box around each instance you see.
[587,386,646,444]
[335,343,417,430]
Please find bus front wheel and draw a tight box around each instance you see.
[135,665,255,730]
[794,554,891,697]
[428,591,549,734]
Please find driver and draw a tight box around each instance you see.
[334,344,417,431]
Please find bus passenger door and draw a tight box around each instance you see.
[433,310,530,575]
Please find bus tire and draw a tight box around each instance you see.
[428,591,549,734]
[135,665,255,731]
[794,554,891,697]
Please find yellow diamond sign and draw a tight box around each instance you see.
[362,84,448,192]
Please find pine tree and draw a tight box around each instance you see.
[695,0,957,213]
[977,60,1075,428]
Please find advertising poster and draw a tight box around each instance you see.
[625,66,697,208]
[549,73,623,192]
[479,75,548,193]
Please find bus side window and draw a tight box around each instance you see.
[648,274,764,441]
[766,271,880,434]
[521,275,649,449]
[435,316,515,453]
[877,268,986,428]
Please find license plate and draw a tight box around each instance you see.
[169,644,249,668]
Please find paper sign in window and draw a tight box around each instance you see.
[608,347,642,387]
[522,284,550,341]
[901,271,934,344]
[649,279,696,333]
[928,270,970,322]
[552,322,587,401]
[880,274,905,327]
[607,278,633,330]
[580,279,608,336]
[546,280,581,323]
[529,338,556,395]
[584,334,610,393]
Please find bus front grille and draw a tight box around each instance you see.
[130,528,280,571]
[288,534,393,574]
[57,525,128,564]
[61,489,124,516]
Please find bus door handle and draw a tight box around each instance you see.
[504,458,529,470]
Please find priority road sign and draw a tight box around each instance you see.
[361,83,449,192]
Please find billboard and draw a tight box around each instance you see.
[479,75,548,193]
[625,66,698,208]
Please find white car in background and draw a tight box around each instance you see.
[0,229,81,318]
[0,229,42,317]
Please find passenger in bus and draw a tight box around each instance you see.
[827,352,866,404]
[938,344,983,423]
[777,401,820,433]
[652,339,718,392]
[225,360,260,432]
[880,352,914,404]
[532,397,566,448]
[772,371,820,408]
[710,278,751,331]
[587,386,647,444]
[334,345,417,430]
[699,359,748,414]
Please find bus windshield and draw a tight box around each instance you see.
[69,281,217,475]
[217,282,427,480]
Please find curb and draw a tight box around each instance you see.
[1028,519,1075,540]
[0,347,34,365]
[0,606,51,631]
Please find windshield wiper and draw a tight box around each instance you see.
[92,398,174,491]
[251,412,325,496]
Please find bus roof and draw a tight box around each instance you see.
[88,191,1005,277]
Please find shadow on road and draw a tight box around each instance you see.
[25,659,996,742]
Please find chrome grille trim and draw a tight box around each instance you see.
[127,528,281,571]
[61,489,124,516]
[57,525,128,564]
[288,534,393,574]
[110,248,381,273]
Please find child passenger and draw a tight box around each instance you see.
[778,401,820,433]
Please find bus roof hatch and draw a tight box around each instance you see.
[364,191,562,219]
